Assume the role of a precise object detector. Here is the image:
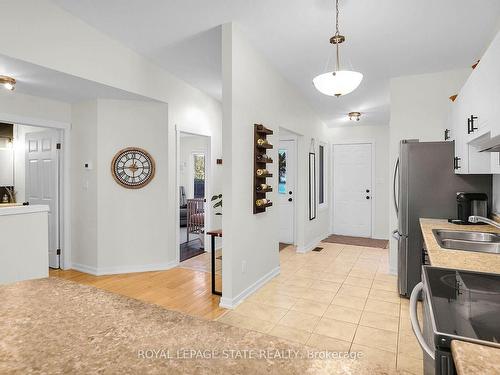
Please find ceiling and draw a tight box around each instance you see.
[52,0,500,126]
[0,54,153,103]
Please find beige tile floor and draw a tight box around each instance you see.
[216,242,424,374]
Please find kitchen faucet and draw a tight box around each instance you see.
[469,216,500,229]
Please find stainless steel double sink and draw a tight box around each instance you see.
[433,229,500,254]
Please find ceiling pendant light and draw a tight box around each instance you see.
[348,111,361,121]
[313,0,363,97]
[0,75,16,91]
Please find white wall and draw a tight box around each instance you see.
[388,69,470,273]
[329,125,390,240]
[0,0,222,269]
[70,99,171,274]
[221,23,330,307]
[97,99,170,272]
[0,90,71,125]
[71,101,98,271]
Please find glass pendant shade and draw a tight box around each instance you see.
[313,70,363,97]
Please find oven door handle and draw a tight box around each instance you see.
[410,282,435,360]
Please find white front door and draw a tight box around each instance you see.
[25,130,60,268]
[278,139,296,244]
[333,143,372,237]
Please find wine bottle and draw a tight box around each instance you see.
[256,183,270,191]
[256,198,269,207]
[257,138,269,146]
[256,168,269,176]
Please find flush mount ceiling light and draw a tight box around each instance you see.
[313,0,363,97]
[348,111,361,121]
[0,75,16,91]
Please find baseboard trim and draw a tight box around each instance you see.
[71,261,178,276]
[296,233,329,253]
[219,266,280,309]
[71,262,99,275]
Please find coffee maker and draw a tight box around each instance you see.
[455,193,488,224]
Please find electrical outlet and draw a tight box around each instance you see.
[241,260,247,274]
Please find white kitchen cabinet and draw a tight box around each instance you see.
[450,29,500,174]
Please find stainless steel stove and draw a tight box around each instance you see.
[410,266,500,375]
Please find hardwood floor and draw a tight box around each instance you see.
[50,265,224,320]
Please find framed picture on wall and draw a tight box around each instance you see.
[309,152,316,220]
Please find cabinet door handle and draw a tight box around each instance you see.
[467,115,478,134]
[444,129,450,140]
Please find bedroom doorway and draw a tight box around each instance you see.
[178,132,210,263]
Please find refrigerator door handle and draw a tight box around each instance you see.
[393,158,399,216]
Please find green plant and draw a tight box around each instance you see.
[211,194,222,215]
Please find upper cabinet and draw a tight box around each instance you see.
[450,30,500,174]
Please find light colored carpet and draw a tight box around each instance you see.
[0,278,396,374]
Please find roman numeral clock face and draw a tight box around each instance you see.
[111,147,155,189]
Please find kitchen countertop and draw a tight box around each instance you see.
[451,341,500,375]
[0,277,401,374]
[420,218,500,374]
[419,218,500,274]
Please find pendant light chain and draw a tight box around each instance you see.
[335,0,340,71]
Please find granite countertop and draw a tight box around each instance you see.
[419,218,500,274]
[0,278,402,374]
[420,218,500,374]
[451,341,500,375]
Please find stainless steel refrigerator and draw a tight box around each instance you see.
[392,140,492,297]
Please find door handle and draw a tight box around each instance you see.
[288,198,293,202]
[410,282,435,360]
[393,158,399,215]
[366,196,370,199]
[366,189,370,193]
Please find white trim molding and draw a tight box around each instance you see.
[219,266,280,309]
[296,232,329,253]
[72,261,178,276]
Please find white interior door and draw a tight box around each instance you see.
[278,139,296,244]
[25,130,60,268]
[333,143,372,237]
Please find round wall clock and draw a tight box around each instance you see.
[111,147,155,189]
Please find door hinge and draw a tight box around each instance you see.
[56,249,61,255]
[56,143,61,150]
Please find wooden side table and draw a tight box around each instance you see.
[206,229,222,295]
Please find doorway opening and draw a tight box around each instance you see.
[332,142,374,238]
[278,128,297,248]
[0,122,63,269]
[178,132,210,263]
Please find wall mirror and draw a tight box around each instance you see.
[309,152,316,220]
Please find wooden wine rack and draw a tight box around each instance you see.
[254,123,274,214]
